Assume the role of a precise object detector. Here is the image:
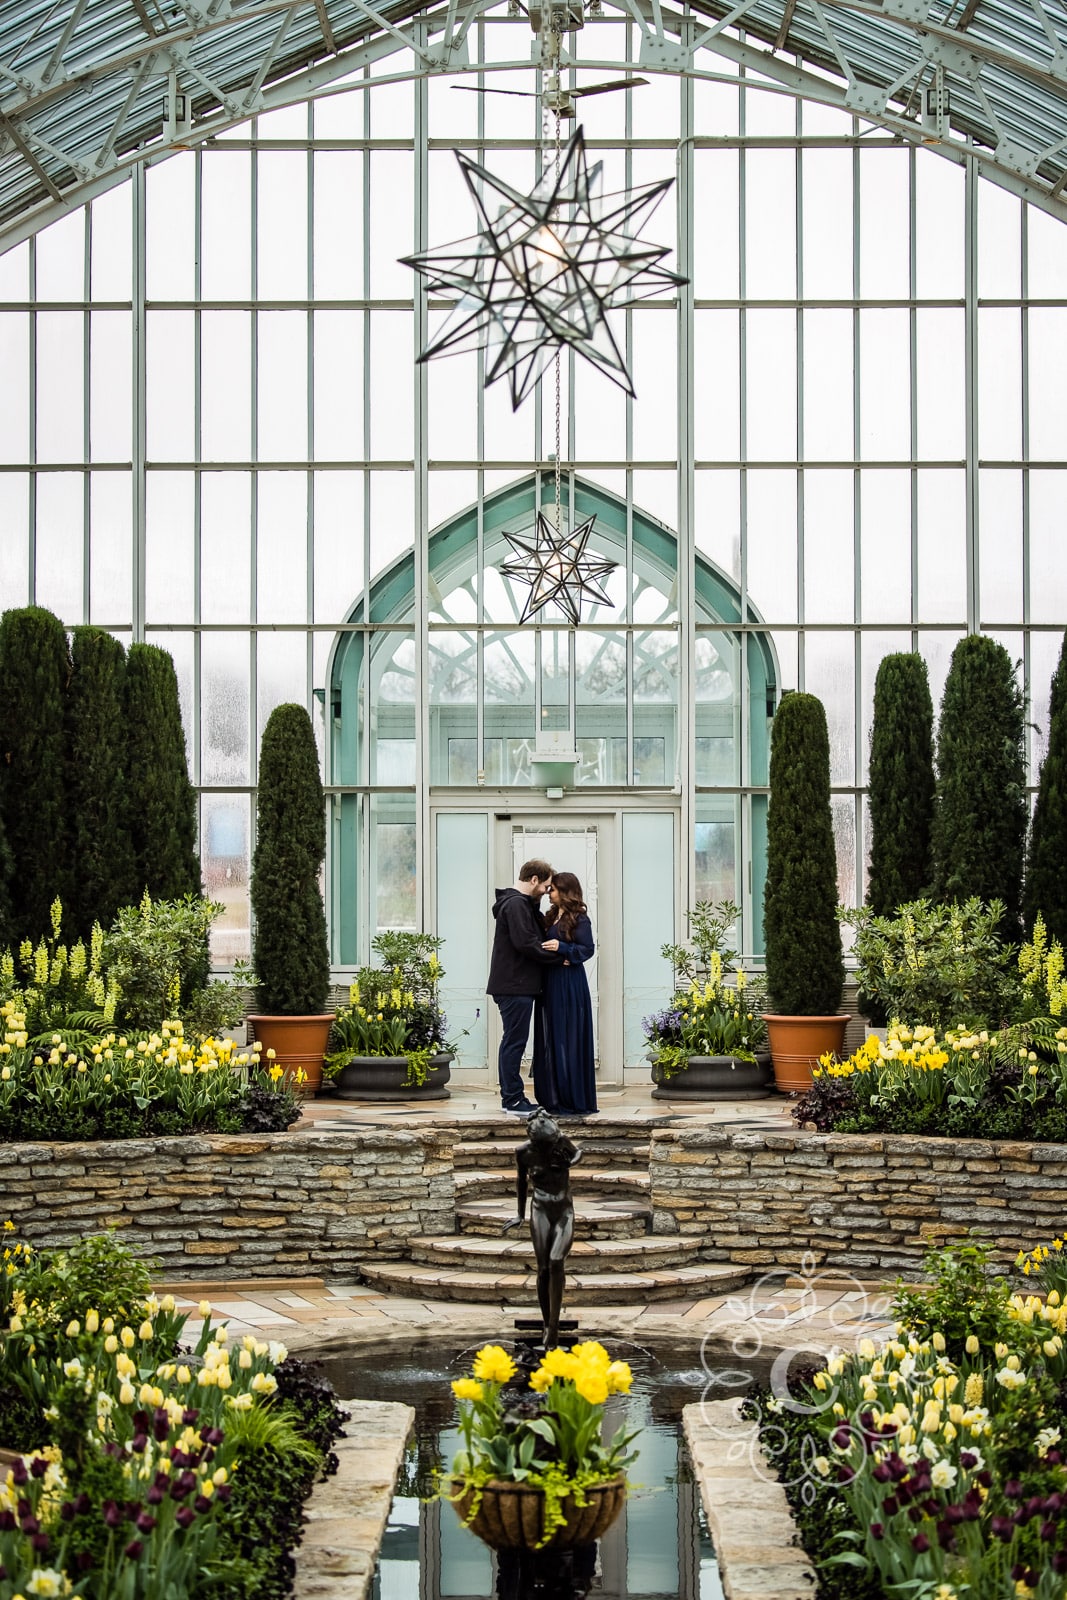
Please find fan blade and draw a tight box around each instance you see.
[452,84,537,98]
[571,77,648,97]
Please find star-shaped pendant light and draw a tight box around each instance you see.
[500,510,616,624]
[401,127,687,409]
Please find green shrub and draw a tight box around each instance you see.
[125,642,202,904]
[251,704,330,1015]
[66,626,138,939]
[867,651,935,917]
[840,896,1016,1030]
[934,633,1027,940]
[1026,628,1067,947]
[102,890,224,1030]
[0,606,71,938]
[763,692,844,1015]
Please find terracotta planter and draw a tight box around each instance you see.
[246,1014,334,1096]
[334,1052,452,1101]
[762,1013,849,1093]
[650,1052,774,1101]
[451,1474,626,1550]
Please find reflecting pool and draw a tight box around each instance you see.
[319,1344,727,1600]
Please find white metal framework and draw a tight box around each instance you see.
[4,0,1067,250]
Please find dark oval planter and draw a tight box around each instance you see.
[334,1051,452,1101]
[650,1052,774,1100]
[451,1473,626,1550]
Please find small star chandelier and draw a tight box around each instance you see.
[501,509,615,625]
[401,125,686,410]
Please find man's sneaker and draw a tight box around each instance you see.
[503,1099,540,1118]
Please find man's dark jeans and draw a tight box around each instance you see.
[492,993,535,1107]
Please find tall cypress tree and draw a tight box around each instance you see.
[251,703,329,1015]
[867,652,935,916]
[1025,628,1067,945]
[763,691,844,1015]
[125,644,201,903]
[933,633,1027,939]
[66,627,138,939]
[0,606,72,938]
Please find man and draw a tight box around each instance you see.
[487,858,560,1116]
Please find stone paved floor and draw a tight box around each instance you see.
[295,1081,800,1132]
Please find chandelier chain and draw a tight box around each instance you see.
[553,105,562,547]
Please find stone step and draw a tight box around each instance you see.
[408,1233,698,1276]
[452,1138,651,1171]
[359,1259,749,1305]
[454,1167,651,1200]
[457,1195,652,1241]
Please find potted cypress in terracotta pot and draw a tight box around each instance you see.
[762,692,847,1092]
[247,703,333,1096]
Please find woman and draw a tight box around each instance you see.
[533,871,597,1117]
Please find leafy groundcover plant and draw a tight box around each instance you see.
[0,1224,345,1600]
[447,1342,639,1547]
[750,1240,1067,1600]
[0,1008,300,1143]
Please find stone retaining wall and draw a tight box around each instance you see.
[0,1128,455,1280]
[650,1126,1065,1274]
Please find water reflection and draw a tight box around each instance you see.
[320,1347,727,1600]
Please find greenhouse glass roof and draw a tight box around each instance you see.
[1,0,1067,246]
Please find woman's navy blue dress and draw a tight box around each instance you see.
[532,913,597,1117]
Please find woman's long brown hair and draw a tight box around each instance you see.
[545,871,587,942]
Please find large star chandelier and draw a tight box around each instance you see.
[401,126,686,410]
[501,510,615,624]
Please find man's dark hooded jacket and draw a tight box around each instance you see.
[486,887,558,995]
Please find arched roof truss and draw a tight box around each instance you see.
[0,0,1066,248]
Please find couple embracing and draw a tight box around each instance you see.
[486,858,598,1120]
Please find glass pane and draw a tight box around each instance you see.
[860,149,909,299]
[257,631,308,746]
[147,155,195,301]
[859,469,911,623]
[201,473,252,624]
[90,311,132,461]
[257,472,308,622]
[146,311,194,461]
[37,313,85,462]
[693,149,739,298]
[978,469,1022,622]
[695,311,740,461]
[35,474,84,623]
[314,312,364,462]
[313,152,364,299]
[746,470,797,621]
[146,471,194,623]
[89,472,132,624]
[1028,309,1067,461]
[203,793,251,964]
[745,151,796,300]
[805,630,855,784]
[373,796,417,931]
[201,153,251,300]
[258,312,308,461]
[916,310,964,461]
[833,794,858,910]
[632,312,676,460]
[201,632,250,785]
[803,469,854,623]
[1028,470,1067,625]
[802,149,853,298]
[0,476,29,607]
[202,311,252,462]
[695,803,737,904]
[91,181,132,302]
[978,308,1022,459]
[916,152,964,299]
[369,153,414,297]
[978,180,1021,298]
[0,314,30,462]
[314,470,364,623]
[916,470,966,622]
[746,311,796,460]
[802,310,853,461]
[36,209,84,301]
[257,153,308,301]
[859,310,910,460]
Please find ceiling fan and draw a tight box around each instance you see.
[453,73,648,119]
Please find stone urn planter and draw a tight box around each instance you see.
[334,1051,452,1101]
[450,1474,626,1550]
[247,1013,334,1096]
[650,1053,774,1100]
[762,1014,849,1093]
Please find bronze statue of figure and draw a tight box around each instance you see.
[505,1108,582,1348]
